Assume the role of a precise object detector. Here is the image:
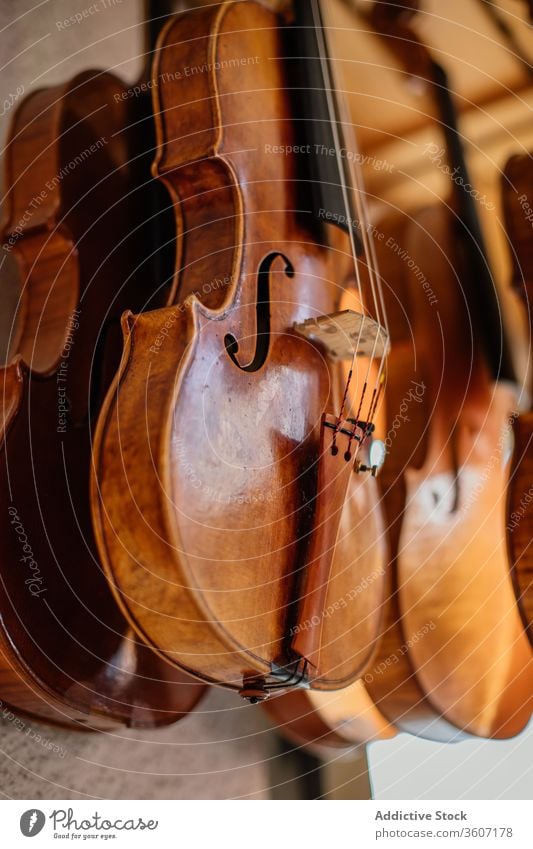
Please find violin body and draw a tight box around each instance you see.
[92,1,387,695]
[365,203,533,740]
[0,71,205,728]
[503,152,533,643]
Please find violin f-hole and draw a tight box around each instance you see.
[224,251,294,373]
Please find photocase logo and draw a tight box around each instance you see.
[20,809,46,837]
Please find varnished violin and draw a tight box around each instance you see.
[91,0,390,700]
[359,4,533,740]
[503,152,533,644]
[0,70,205,728]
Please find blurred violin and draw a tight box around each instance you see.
[0,71,205,728]
[358,3,533,740]
[503,152,533,645]
[92,0,390,700]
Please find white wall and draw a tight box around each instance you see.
[369,721,533,799]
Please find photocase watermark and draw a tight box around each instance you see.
[0,84,24,118]
[363,620,436,684]
[114,56,261,102]
[383,234,438,306]
[57,309,81,433]
[150,274,232,354]
[423,142,495,211]
[3,137,108,253]
[7,506,46,597]
[507,482,533,532]
[385,380,426,453]
[290,565,386,637]
[56,0,122,30]
[0,700,67,758]
[265,143,394,173]
[50,808,158,834]
[19,807,159,837]
[518,193,533,229]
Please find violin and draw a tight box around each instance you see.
[0,70,205,728]
[503,152,533,644]
[91,0,390,700]
[359,4,533,740]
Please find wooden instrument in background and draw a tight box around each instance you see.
[365,202,532,741]
[0,70,205,728]
[359,4,533,741]
[503,152,533,645]
[91,0,390,700]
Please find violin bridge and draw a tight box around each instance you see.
[293,309,389,360]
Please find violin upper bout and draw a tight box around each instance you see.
[151,2,238,175]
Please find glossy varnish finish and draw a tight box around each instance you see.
[92,1,386,693]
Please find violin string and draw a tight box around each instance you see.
[340,101,390,417]
[311,0,366,309]
[341,92,390,419]
[314,0,380,312]
[311,0,369,427]
[320,2,389,416]
[341,97,389,333]
[333,70,385,332]
[315,0,388,428]
[333,79,388,426]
